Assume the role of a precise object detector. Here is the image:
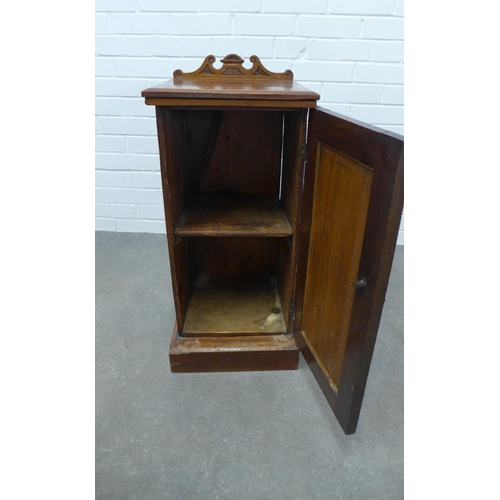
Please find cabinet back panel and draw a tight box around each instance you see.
[193,237,279,277]
[192,110,283,196]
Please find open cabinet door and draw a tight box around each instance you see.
[294,107,403,435]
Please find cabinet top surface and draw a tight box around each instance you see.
[142,79,320,100]
[141,54,320,105]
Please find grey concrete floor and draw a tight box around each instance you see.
[96,232,403,500]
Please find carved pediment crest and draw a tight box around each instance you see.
[173,54,293,84]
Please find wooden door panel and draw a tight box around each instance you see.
[296,107,404,434]
[302,144,373,390]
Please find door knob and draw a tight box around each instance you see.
[353,279,367,289]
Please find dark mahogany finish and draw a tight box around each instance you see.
[294,107,404,434]
[142,55,403,434]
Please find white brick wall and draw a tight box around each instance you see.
[95,0,404,244]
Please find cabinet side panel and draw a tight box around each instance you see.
[278,110,307,330]
[156,108,192,329]
[199,111,283,196]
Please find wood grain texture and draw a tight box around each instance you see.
[144,98,318,109]
[173,54,294,83]
[198,111,283,197]
[155,108,193,330]
[175,195,292,237]
[301,145,373,389]
[277,110,308,330]
[294,106,404,434]
[169,325,299,372]
[182,275,286,336]
[193,238,279,278]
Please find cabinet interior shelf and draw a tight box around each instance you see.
[175,195,292,237]
[183,275,286,336]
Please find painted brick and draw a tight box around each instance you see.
[182,37,213,57]
[362,17,404,40]
[114,58,172,78]
[94,2,403,241]
[97,171,126,189]
[212,37,244,58]
[96,78,147,97]
[381,86,404,104]
[97,171,160,188]
[318,103,351,116]
[95,203,136,219]
[127,172,162,188]
[95,98,121,116]
[138,0,198,11]
[136,205,166,219]
[95,57,114,77]
[95,14,111,35]
[124,37,154,56]
[307,40,341,60]
[298,82,322,94]
[297,16,362,38]
[96,218,117,231]
[121,98,155,117]
[111,14,170,34]
[242,38,274,58]
[141,155,160,171]
[95,0,136,12]
[340,41,371,61]
[115,154,144,170]
[96,135,125,153]
[109,188,162,205]
[145,78,170,88]
[395,0,404,17]
[154,37,183,56]
[329,0,396,15]
[370,41,403,62]
[212,38,274,59]
[199,0,262,12]
[260,59,294,73]
[98,117,151,136]
[171,14,231,35]
[275,39,308,59]
[234,15,295,36]
[264,0,327,14]
[127,136,159,154]
[350,105,404,125]
[354,63,403,84]
[95,188,111,203]
[293,61,354,82]
[116,219,166,233]
[321,83,384,103]
[96,36,124,56]
[95,154,117,170]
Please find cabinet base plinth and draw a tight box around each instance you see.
[169,324,299,372]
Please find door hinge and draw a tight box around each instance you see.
[300,142,308,163]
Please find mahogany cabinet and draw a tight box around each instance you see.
[142,55,403,434]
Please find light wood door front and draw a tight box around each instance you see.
[295,107,404,434]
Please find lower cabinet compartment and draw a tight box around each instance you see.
[182,275,286,336]
[168,236,299,372]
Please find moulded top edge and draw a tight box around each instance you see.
[141,79,321,102]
